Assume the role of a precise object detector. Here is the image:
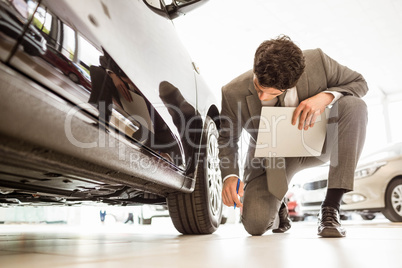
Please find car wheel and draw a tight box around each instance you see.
[360,214,376,220]
[22,44,41,57]
[168,116,223,234]
[383,178,402,222]
[139,217,152,225]
[220,216,228,225]
[68,72,79,83]
[290,216,305,222]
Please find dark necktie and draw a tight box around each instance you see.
[265,91,288,200]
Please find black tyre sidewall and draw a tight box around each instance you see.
[383,178,402,222]
[167,116,223,234]
[360,214,376,221]
[68,72,79,83]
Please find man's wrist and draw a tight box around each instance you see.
[223,174,239,183]
[323,91,343,105]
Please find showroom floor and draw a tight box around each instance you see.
[0,217,401,268]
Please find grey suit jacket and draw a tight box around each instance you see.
[218,48,368,182]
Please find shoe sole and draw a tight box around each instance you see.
[272,227,291,233]
[318,228,346,238]
[272,230,286,233]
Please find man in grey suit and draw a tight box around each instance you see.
[218,36,368,237]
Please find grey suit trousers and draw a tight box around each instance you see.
[241,96,368,236]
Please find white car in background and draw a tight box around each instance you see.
[299,142,402,222]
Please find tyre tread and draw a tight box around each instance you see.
[168,117,222,234]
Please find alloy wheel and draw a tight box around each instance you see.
[391,184,402,216]
[207,123,222,217]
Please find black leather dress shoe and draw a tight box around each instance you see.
[317,206,346,237]
[272,202,291,233]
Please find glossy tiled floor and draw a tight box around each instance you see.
[0,217,401,268]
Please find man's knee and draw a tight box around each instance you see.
[241,199,280,236]
[242,214,275,236]
[337,96,368,120]
[240,174,281,236]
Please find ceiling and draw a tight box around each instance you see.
[174,0,402,102]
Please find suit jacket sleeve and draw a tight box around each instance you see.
[218,86,242,179]
[317,48,368,98]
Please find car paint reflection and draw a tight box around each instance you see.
[41,46,91,91]
[2,0,209,177]
[0,0,46,60]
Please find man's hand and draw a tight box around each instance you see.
[110,73,133,102]
[292,92,334,130]
[222,176,244,208]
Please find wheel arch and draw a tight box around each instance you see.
[385,175,402,200]
[383,175,402,222]
[206,104,221,131]
[192,104,220,173]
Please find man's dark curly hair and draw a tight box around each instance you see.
[253,35,305,90]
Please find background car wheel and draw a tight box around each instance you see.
[138,217,152,225]
[68,72,79,83]
[383,178,402,222]
[360,214,376,220]
[340,213,350,220]
[290,216,305,222]
[22,44,41,57]
[168,116,223,234]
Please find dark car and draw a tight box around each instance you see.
[0,0,223,234]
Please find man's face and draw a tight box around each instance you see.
[253,76,284,101]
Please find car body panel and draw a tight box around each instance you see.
[342,156,402,211]
[41,0,199,140]
[0,0,218,206]
[5,0,209,170]
[0,64,192,198]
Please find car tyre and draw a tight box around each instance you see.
[139,217,152,225]
[168,116,223,234]
[340,213,350,220]
[68,72,79,83]
[290,216,305,222]
[383,178,402,222]
[360,214,376,221]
